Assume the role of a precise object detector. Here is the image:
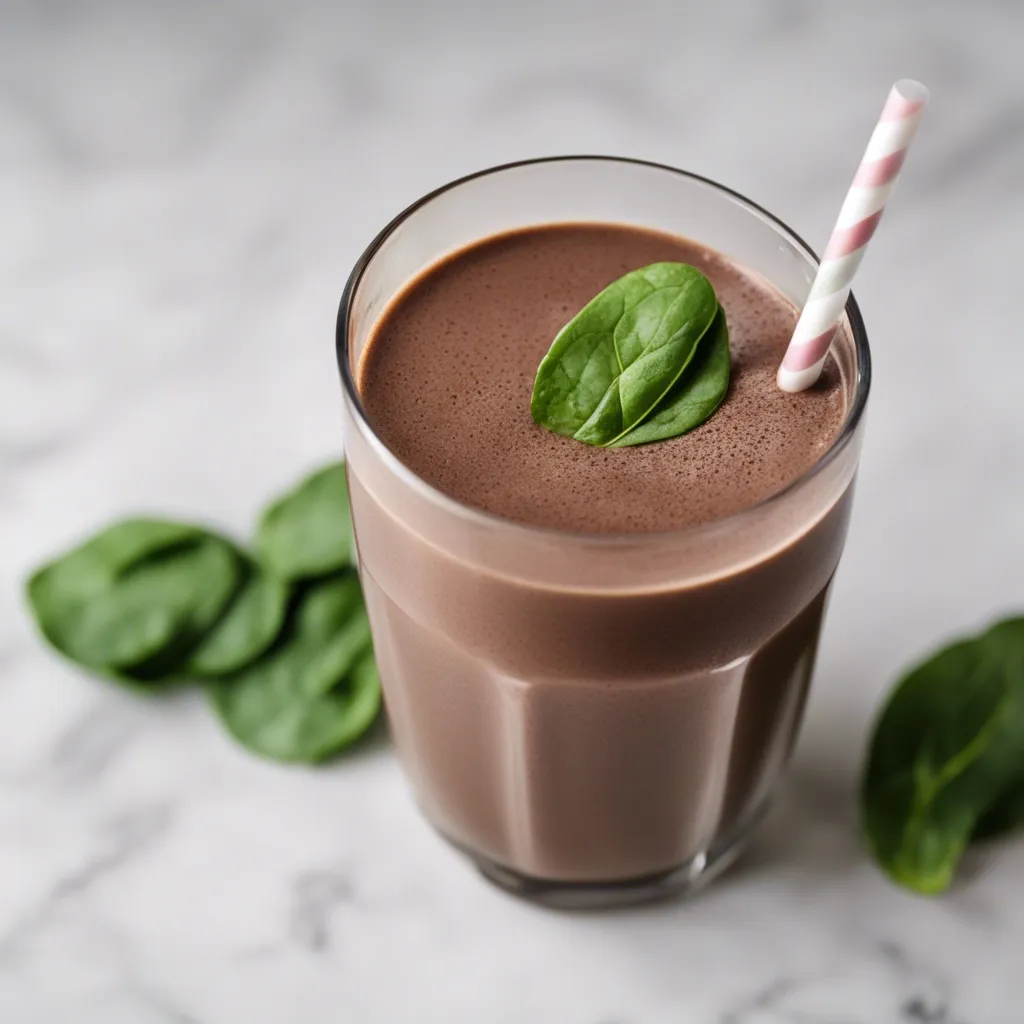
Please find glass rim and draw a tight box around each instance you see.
[335,154,871,545]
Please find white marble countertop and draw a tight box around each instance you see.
[2,0,1023,1020]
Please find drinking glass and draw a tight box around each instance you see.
[336,157,869,908]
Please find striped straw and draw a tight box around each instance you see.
[777,79,930,393]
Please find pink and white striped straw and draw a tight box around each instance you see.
[777,79,930,393]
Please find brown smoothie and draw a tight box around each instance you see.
[348,224,852,884]
[358,224,844,532]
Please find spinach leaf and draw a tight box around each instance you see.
[187,559,290,676]
[27,522,240,675]
[304,608,372,697]
[55,599,187,672]
[531,263,720,446]
[256,462,353,580]
[972,618,1024,840]
[295,573,363,640]
[861,618,1024,894]
[611,306,730,447]
[974,788,1024,840]
[209,574,380,763]
[982,616,1024,674]
[339,649,383,749]
[27,519,204,619]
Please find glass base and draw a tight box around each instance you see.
[446,800,769,910]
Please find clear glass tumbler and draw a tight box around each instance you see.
[336,157,869,908]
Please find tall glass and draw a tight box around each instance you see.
[336,157,869,908]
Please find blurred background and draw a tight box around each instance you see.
[1,0,1022,1021]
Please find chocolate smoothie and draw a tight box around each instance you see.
[359,225,844,532]
[345,223,856,891]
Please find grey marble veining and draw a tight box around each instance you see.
[1,0,1023,1020]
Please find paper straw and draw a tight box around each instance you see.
[777,79,930,393]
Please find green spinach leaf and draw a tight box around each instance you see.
[56,599,188,672]
[256,462,353,580]
[209,574,379,763]
[27,522,240,675]
[295,573,363,640]
[611,306,730,447]
[338,649,383,749]
[861,618,1024,894]
[304,608,373,698]
[531,263,720,446]
[972,618,1024,840]
[27,519,203,618]
[974,788,1024,840]
[187,559,290,676]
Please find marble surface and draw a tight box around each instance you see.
[2,0,1023,1020]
